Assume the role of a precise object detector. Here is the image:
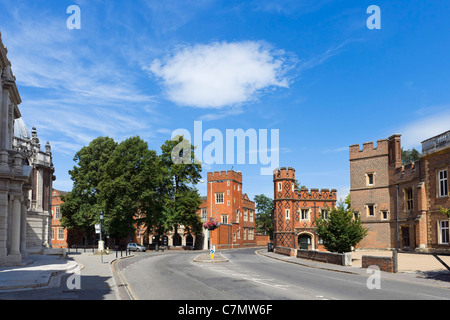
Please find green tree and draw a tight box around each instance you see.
[439,206,450,219]
[60,136,118,240]
[401,147,420,165]
[157,136,203,236]
[254,194,274,239]
[99,136,160,240]
[314,202,368,253]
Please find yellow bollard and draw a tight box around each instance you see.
[106,247,109,254]
[210,253,214,260]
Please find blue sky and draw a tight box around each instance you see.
[1,0,449,202]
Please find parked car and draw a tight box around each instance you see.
[127,243,146,252]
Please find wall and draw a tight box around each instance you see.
[362,255,394,272]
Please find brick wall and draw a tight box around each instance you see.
[362,255,394,272]
[297,250,352,266]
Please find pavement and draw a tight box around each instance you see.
[0,248,449,299]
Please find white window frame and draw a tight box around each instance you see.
[54,206,61,220]
[278,182,282,191]
[438,169,448,197]
[439,220,449,244]
[285,209,290,220]
[215,192,224,204]
[244,209,248,221]
[367,204,375,216]
[300,209,310,221]
[57,227,65,240]
[201,208,207,222]
[321,209,328,220]
[221,214,228,224]
[366,172,375,186]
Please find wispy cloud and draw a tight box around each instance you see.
[323,146,348,153]
[145,41,294,109]
[1,2,160,153]
[396,108,450,149]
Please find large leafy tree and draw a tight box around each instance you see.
[254,194,274,239]
[99,136,160,240]
[156,135,203,236]
[314,200,368,253]
[401,147,420,165]
[60,137,118,239]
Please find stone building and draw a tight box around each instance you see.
[349,131,449,252]
[0,33,55,265]
[272,167,337,252]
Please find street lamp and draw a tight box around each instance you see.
[99,210,104,263]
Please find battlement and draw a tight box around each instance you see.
[296,188,337,201]
[349,139,390,160]
[392,160,421,182]
[273,167,296,181]
[207,170,242,183]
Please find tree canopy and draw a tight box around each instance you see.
[60,135,203,242]
[314,198,367,253]
[254,194,274,239]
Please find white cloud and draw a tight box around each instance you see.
[146,41,292,108]
[397,108,450,149]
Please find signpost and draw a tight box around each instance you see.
[210,245,215,260]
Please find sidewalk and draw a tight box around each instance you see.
[257,249,450,288]
[1,248,449,299]
[0,251,125,299]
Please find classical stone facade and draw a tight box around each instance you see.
[13,123,55,253]
[0,33,54,265]
[273,167,337,252]
[349,131,450,252]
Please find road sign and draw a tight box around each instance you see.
[95,224,100,234]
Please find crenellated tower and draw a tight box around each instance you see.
[273,167,337,253]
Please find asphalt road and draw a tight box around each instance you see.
[112,248,450,301]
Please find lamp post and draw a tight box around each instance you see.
[99,210,104,264]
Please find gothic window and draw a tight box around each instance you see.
[405,188,413,211]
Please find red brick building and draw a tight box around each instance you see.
[273,167,337,252]
[51,189,68,248]
[349,130,449,252]
[201,170,258,249]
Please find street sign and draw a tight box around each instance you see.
[95,224,100,234]
[210,246,215,260]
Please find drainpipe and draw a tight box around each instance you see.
[393,184,399,273]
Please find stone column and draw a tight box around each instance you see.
[8,194,22,262]
[20,187,30,260]
[0,187,8,265]
[0,88,9,149]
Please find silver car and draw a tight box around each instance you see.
[127,243,146,252]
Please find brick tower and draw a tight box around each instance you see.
[349,135,402,249]
[273,167,337,253]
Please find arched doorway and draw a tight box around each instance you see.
[173,233,182,246]
[298,234,312,250]
[186,234,193,247]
